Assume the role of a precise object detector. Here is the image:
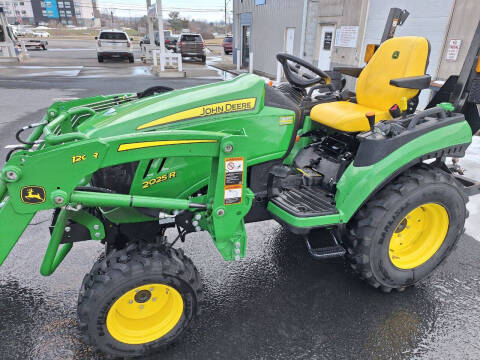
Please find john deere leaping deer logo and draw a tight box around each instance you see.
[21,186,46,204]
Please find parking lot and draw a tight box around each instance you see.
[0,38,232,78]
[0,70,480,359]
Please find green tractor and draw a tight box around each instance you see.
[2,24,480,357]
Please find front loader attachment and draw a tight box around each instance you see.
[0,105,254,274]
[0,193,35,265]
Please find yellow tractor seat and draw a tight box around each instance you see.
[311,36,431,132]
[310,101,391,133]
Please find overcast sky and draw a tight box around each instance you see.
[97,0,232,22]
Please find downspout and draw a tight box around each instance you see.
[299,0,308,58]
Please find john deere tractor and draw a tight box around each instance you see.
[2,22,480,357]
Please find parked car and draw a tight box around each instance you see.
[140,32,158,47]
[165,34,178,51]
[15,28,33,37]
[24,39,48,50]
[177,33,206,63]
[32,31,50,38]
[140,31,178,51]
[96,29,134,63]
[5,25,46,51]
[222,36,233,55]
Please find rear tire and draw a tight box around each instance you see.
[97,55,104,63]
[346,164,467,292]
[78,242,203,358]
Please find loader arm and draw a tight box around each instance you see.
[0,128,253,274]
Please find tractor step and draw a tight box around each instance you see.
[304,228,346,260]
[270,186,338,217]
[453,174,480,196]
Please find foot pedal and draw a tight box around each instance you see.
[304,229,346,260]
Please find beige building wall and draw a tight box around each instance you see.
[312,0,369,68]
[437,0,480,80]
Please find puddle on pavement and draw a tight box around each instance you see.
[205,64,234,80]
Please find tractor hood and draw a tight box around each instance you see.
[77,74,266,138]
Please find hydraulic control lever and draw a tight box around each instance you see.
[365,112,376,131]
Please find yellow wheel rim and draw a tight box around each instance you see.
[106,283,184,345]
[389,203,449,270]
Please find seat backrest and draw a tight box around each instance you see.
[356,36,430,111]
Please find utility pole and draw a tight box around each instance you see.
[92,0,100,19]
[156,0,165,54]
[146,0,155,46]
[110,11,113,27]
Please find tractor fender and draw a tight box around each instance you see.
[335,120,472,223]
[341,150,456,223]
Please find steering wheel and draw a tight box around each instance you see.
[276,53,331,89]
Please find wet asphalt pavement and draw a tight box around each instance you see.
[1,76,480,360]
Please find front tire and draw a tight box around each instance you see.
[346,164,467,292]
[78,242,202,358]
[97,55,104,63]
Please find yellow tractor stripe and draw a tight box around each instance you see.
[137,98,257,130]
[117,139,218,152]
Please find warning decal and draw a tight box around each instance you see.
[224,186,242,205]
[225,157,244,186]
[224,157,244,205]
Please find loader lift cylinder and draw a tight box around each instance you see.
[70,191,207,210]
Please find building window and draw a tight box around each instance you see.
[66,10,71,16]
[21,10,26,14]
[42,10,47,16]
[67,20,73,24]
[75,9,80,15]
[40,1,45,7]
[45,1,52,7]
[19,1,24,5]
[58,1,64,8]
[59,10,65,16]
[65,2,70,8]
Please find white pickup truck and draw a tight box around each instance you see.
[9,26,48,50]
[23,38,48,51]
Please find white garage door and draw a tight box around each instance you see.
[362,0,454,109]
